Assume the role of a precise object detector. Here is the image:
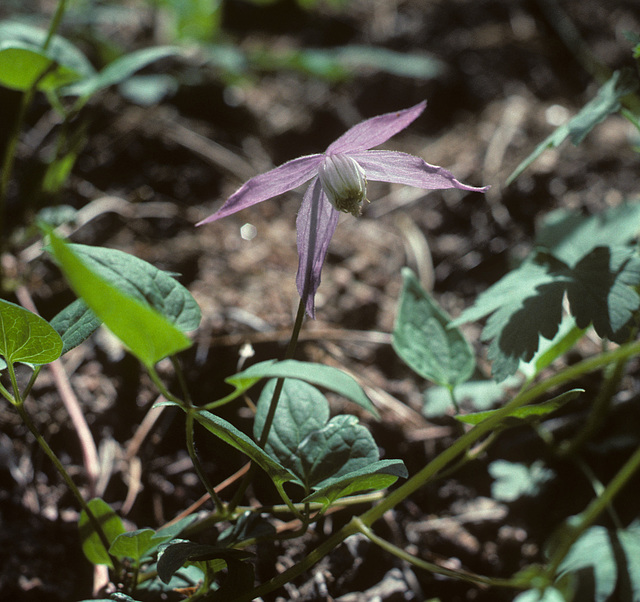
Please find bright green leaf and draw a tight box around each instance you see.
[110,529,156,564]
[507,70,638,184]
[489,460,555,502]
[78,498,126,567]
[393,268,475,387]
[47,231,193,367]
[0,298,63,365]
[49,298,101,355]
[227,359,378,418]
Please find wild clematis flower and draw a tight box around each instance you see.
[197,101,488,317]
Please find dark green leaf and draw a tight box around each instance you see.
[78,498,125,567]
[393,268,474,387]
[49,299,101,355]
[228,359,378,417]
[0,298,63,365]
[217,511,276,547]
[507,70,638,184]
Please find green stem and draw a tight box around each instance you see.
[545,443,640,578]
[42,0,68,50]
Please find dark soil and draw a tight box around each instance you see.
[1,0,640,600]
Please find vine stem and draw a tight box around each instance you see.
[239,337,640,600]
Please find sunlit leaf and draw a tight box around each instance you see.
[78,498,125,567]
[489,460,555,502]
[393,268,474,387]
[0,298,62,365]
[110,529,156,564]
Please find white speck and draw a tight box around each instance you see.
[545,104,570,127]
[240,223,257,240]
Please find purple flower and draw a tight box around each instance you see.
[198,101,488,317]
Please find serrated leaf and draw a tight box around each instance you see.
[47,231,192,367]
[67,243,200,333]
[456,388,582,426]
[49,298,101,355]
[0,22,94,91]
[0,298,63,365]
[78,498,126,567]
[227,359,378,418]
[393,268,474,387]
[109,529,156,564]
[156,539,251,585]
[507,70,638,184]
[192,408,295,486]
[489,460,555,502]
[537,202,640,267]
[63,46,180,99]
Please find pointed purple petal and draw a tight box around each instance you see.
[296,177,340,318]
[196,154,323,225]
[350,150,489,193]
[326,101,426,155]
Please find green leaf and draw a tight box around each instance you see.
[67,243,200,333]
[110,529,156,564]
[393,268,475,387]
[456,389,582,426]
[47,231,193,367]
[489,460,555,502]
[507,70,639,184]
[536,202,640,268]
[156,539,251,585]
[49,299,101,355]
[0,298,63,365]
[227,359,378,418]
[63,46,181,99]
[217,511,276,547]
[78,498,126,567]
[192,408,295,486]
[254,379,406,500]
[513,587,567,602]
[0,22,94,91]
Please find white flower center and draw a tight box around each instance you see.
[318,154,368,217]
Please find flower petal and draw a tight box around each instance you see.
[196,154,323,225]
[349,150,489,193]
[326,101,426,155]
[296,177,340,318]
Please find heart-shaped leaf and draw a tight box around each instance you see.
[0,298,63,365]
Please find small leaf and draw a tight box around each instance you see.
[489,460,555,502]
[109,529,156,564]
[393,268,474,387]
[192,409,295,486]
[513,587,567,602]
[78,498,126,567]
[507,70,638,184]
[456,389,583,426]
[49,299,101,355]
[0,298,63,365]
[228,359,378,417]
[47,231,192,367]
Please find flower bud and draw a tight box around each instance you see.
[318,154,368,217]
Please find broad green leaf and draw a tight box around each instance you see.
[110,529,156,564]
[507,70,638,184]
[456,389,583,426]
[192,408,295,486]
[47,231,192,368]
[63,46,181,99]
[0,22,94,91]
[536,202,640,267]
[227,359,378,418]
[78,498,126,567]
[49,298,101,355]
[303,460,408,508]
[513,587,566,602]
[393,268,474,387]
[489,460,555,502]
[67,243,200,333]
[0,298,63,365]
[157,539,251,585]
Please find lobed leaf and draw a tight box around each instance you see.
[0,298,63,365]
[393,268,474,387]
[227,359,378,417]
[47,231,194,367]
[507,70,638,184]
[78,498,126,568]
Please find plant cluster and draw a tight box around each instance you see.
[2,2,640,601]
